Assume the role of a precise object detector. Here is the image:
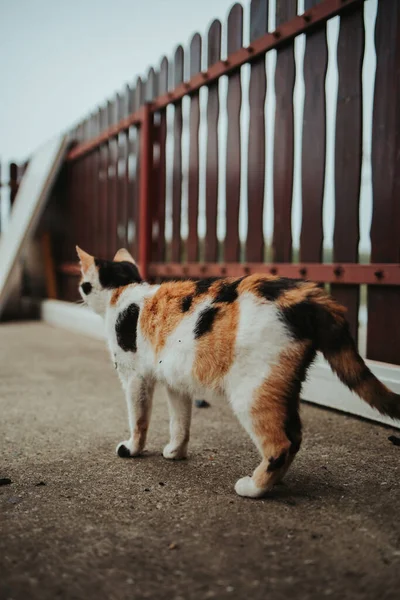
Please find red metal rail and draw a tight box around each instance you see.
[58,262,400,286]
[67,106,145,162]
[149,263,400,285]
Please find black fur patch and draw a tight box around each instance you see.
[258,277,300,301]
[282,300,356,357]
[117,444,131,458]
[194,278,218,296]
[115,303,140,352]
[194,306,220,338]
[213,278,243,304]
[95,259,142,289]
[81,282,92,295]
[267,451,287,472]
[281,300,317,341]
[181,295,193,312]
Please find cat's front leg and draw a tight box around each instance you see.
[163,387,192,460]
[116,376,154,458]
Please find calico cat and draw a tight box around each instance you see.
[77,246,400,498]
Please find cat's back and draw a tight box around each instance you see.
[139,275,316,378]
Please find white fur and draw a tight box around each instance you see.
[79,274,294,498]
[234,476,267,498]
[225,293,289,453]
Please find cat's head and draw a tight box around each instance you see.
[76,246,142,314]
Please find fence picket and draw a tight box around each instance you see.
[205,20,221,263]
[300,0,327,265]
[107,99,119,257]
[117,90,129,249]
[368,0,400,365]
[246,0,268,262]
[99,107,109,259]
[134,77,145,260]
[172,46,184,262]
[146,67,160,265]
[9,163,18,206]
[272,0,296,263]
[153,57,168,263]
[225,4,243,263]
[331,4,364,344]
[75,122,85,250]
[187,34,202,263]
[88,113,99,256]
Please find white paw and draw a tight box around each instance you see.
[116,439,141,458]
[234,476,266,499]
[163,442,188,460]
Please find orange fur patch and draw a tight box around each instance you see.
[192,302,239,388]
[237,274,279,297]
[140,281,196,354]
[133,415,149,453]
[275,282,316,309]
[110,287,126,306]
[250,341,312,489]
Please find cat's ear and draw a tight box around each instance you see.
[113,248,136,265]
[76,246,94,273]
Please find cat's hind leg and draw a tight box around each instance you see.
[230,341,314,498]
[163,387,192,460]
[117,376,154,458]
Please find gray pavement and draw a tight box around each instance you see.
[1,322,399,600]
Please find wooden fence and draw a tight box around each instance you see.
[10,0,400,366]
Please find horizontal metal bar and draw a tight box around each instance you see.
[66,106,145,162]
[60,261,400,286]
[65,0,363,163]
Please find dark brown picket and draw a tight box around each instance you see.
[82,118,91,253]
[98,106,109,259]
[117,91,128,249]
[331,4,364,344]
[9,163,18,205]
[272,0,296,263]
[146,68,158,102]
[88,112,99,256]
[368,0,400,365]
[246,0,268,262]
[171,46,184,263]
[75,122,86,250]
[187,34,202,263]
[134,77,145,260]
[146,67,160,265]
[300,0,327,265]
[205,20,221,263]
[125,84,136,257]
[106,99,117,257]
[225,4,243,263]
[154,57,168,263]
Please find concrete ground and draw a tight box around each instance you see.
[1,322,399,600]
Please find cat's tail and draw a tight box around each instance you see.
[310,290,400,421]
